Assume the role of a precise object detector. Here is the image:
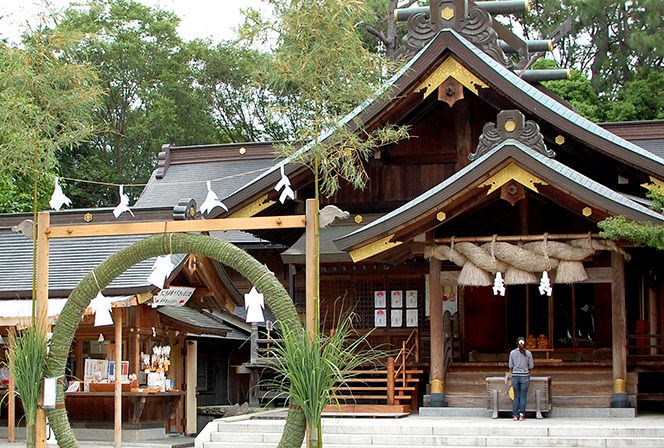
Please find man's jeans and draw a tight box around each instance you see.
[512,375,530,416]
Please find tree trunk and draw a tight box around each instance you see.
[46,233,306,448]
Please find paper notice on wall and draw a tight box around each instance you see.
[406,309,418,327]
[391,309,403,327]
[374,309,387,327]
[406,290,418,308]
[391,290,403,308]
[374,291,386,308]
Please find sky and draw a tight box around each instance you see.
[0,0,266,43]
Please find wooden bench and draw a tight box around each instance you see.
[485,376,552,419]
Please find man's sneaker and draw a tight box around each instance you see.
[513,416,519,421]
[519,414,526,421]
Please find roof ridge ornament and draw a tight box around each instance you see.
[397,1,570,72]
[469,110,554,161]
[399,0,517,67]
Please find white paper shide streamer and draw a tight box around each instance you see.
[49,177,72,211]
[200,180,228,215]
[90,291,114,326]
[244,287,265,323]
[274,165,295,204]
[113,185,134,218]
[148,255,175,289]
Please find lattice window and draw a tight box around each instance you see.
[353,276,387,329]
[320,277,355,330]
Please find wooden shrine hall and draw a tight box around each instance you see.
[198,0,664,415]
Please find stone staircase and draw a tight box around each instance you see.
[195,413,664,447]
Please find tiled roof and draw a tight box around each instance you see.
[217,30,664,213]
[0,231,185,298]
[135,158,275,210]
[157,306,248,340]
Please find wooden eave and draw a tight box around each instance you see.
[335,142,664,255]
[158,313,228,337]
[601,120,664,141]
[171,255,239,313]
[167,142,280,165]
[0,206,176,229]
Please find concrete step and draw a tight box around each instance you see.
[198,414,664,448]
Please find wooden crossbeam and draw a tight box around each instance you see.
[45,215,306,238]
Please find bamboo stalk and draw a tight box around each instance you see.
[8,329,15,443]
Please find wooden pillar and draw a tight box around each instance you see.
[131,328,140,383]
[610,251,629,407]
[305,198,319,340]
[113,308,123,447]
[386,357,395,405]
[35,211,50,448]
[185,340,197,435]
[429,257,447,406]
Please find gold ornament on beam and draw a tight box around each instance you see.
[415,57,488,99]
[349,235,402,263]
[480,163,548,195]
[500,181,526,206]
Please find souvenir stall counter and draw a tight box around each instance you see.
[64,344,182,430]
[64,390,184,428]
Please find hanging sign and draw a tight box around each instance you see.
[153,286,195,306]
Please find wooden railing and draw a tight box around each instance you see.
[245,325,423,411]
[329,330,422,411]
[627,333,664,362]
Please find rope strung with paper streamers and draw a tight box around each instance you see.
[425,237,625,286]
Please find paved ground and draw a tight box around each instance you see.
[2,411,664,447]
[0,435,195,448]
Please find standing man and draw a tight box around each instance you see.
[509,336,534,421]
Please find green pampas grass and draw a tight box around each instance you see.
[265,313,384,448]
[8,325,47,447]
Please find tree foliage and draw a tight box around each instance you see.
[241,0,409,198]
[0,26,102,212]
[191,40,304,142]
[599,185,664,250]
[55,0,220,208]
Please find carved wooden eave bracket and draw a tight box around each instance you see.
[469,110,555,162]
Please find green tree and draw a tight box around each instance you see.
[191,40,305,142]
[0,17,101,447]
[361,0,420,60]
[516,0,663,97]
[241,1,408,447]
[601,69,664,121]
[599,184,664,249]
[0,27,101,212]
[55,0,220,208]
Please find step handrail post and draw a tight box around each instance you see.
[387,357,395,405]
